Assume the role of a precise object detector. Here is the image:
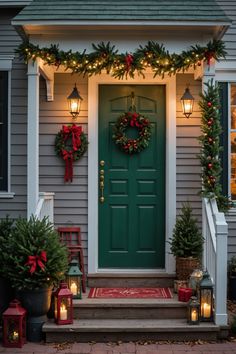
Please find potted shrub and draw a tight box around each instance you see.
[0,216,15,320]
[0,216,68,342]
[169,203,204,280]
[228,256,236,301]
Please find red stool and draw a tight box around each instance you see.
[58,227,86,293]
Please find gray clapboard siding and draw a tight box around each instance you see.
[176,74,202,221]
[39,73,88,270]
[217,0,236,59]
[0,9,27,219]
[226,212,236,258]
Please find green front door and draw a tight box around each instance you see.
[98,85,165,268]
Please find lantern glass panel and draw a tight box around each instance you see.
[182,99,193,116]
[67,276,81,298]
[200,289,213,319]
[59,296,72,321]
[187,296,200,325]
[7,319,20,344]
[68,98,81,117]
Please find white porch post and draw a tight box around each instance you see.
[27,59,40,219]
[215,213,228,325]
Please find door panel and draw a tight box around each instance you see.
[98,85,165,268]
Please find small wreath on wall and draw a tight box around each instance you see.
[112,112,151,154]
[55,124,88,182]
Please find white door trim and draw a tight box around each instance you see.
[88,72,176,274]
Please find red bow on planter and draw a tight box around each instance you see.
[25,251,47,274]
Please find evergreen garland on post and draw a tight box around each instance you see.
[198,79,230,211]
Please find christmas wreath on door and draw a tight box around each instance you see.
[112,112,151,154]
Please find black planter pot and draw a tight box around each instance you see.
[16,287,52,342]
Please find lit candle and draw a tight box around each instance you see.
[191,309,197,322]
[12,331,19,341]
[202,303,211,318]
[70,282,77,296]
[60,304,67,320]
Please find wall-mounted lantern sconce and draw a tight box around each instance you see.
[67,84,83,119]
[181,85,194,118]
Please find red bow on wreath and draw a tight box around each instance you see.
[25,251,47,274]
[61,124,82,182]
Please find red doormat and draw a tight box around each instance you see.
[88,287,172,299]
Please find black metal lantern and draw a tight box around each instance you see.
[66,259,83,299]
[187,296,200,325]
[181,86,194,118]
[199,271,214,322]
[67,84,83,119]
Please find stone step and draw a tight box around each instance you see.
[43,318,222,343]
[87,273,175,288]
[73,295,187,320]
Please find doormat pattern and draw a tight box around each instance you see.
[88,287,173,299]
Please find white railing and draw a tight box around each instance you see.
[35,192,55,224]
[202,197,228,326]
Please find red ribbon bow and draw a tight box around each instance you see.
[205,51,214,65]
[125,53,134,72]
[71,124,82,151]
[62,149,73,182]
[61,124,83,182]
[25,251,47,274]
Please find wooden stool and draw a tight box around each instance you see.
[58,227,86,293]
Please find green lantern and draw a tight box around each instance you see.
[66,259,83,299]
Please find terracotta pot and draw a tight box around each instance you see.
[176,257,200,280]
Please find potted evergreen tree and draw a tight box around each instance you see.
[0,216,68,342]
[169,203,204,280]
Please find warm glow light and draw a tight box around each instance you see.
[12,332,19,341]
[191,310,197,322]
[67,84,83,119]
[71,101,78,113]
[181,86,194,118]
[202,302,211,318]
[70,282,77,296]
[60,304,67,320]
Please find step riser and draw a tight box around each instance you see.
[88,277,174,288]
[74,307,187,320]
[45,331,219,343]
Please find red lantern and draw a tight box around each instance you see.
[54,282,73,325]
[3,300,26,348]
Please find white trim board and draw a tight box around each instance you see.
[88,73,176,274]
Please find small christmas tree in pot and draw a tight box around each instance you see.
[170,203,204,280]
